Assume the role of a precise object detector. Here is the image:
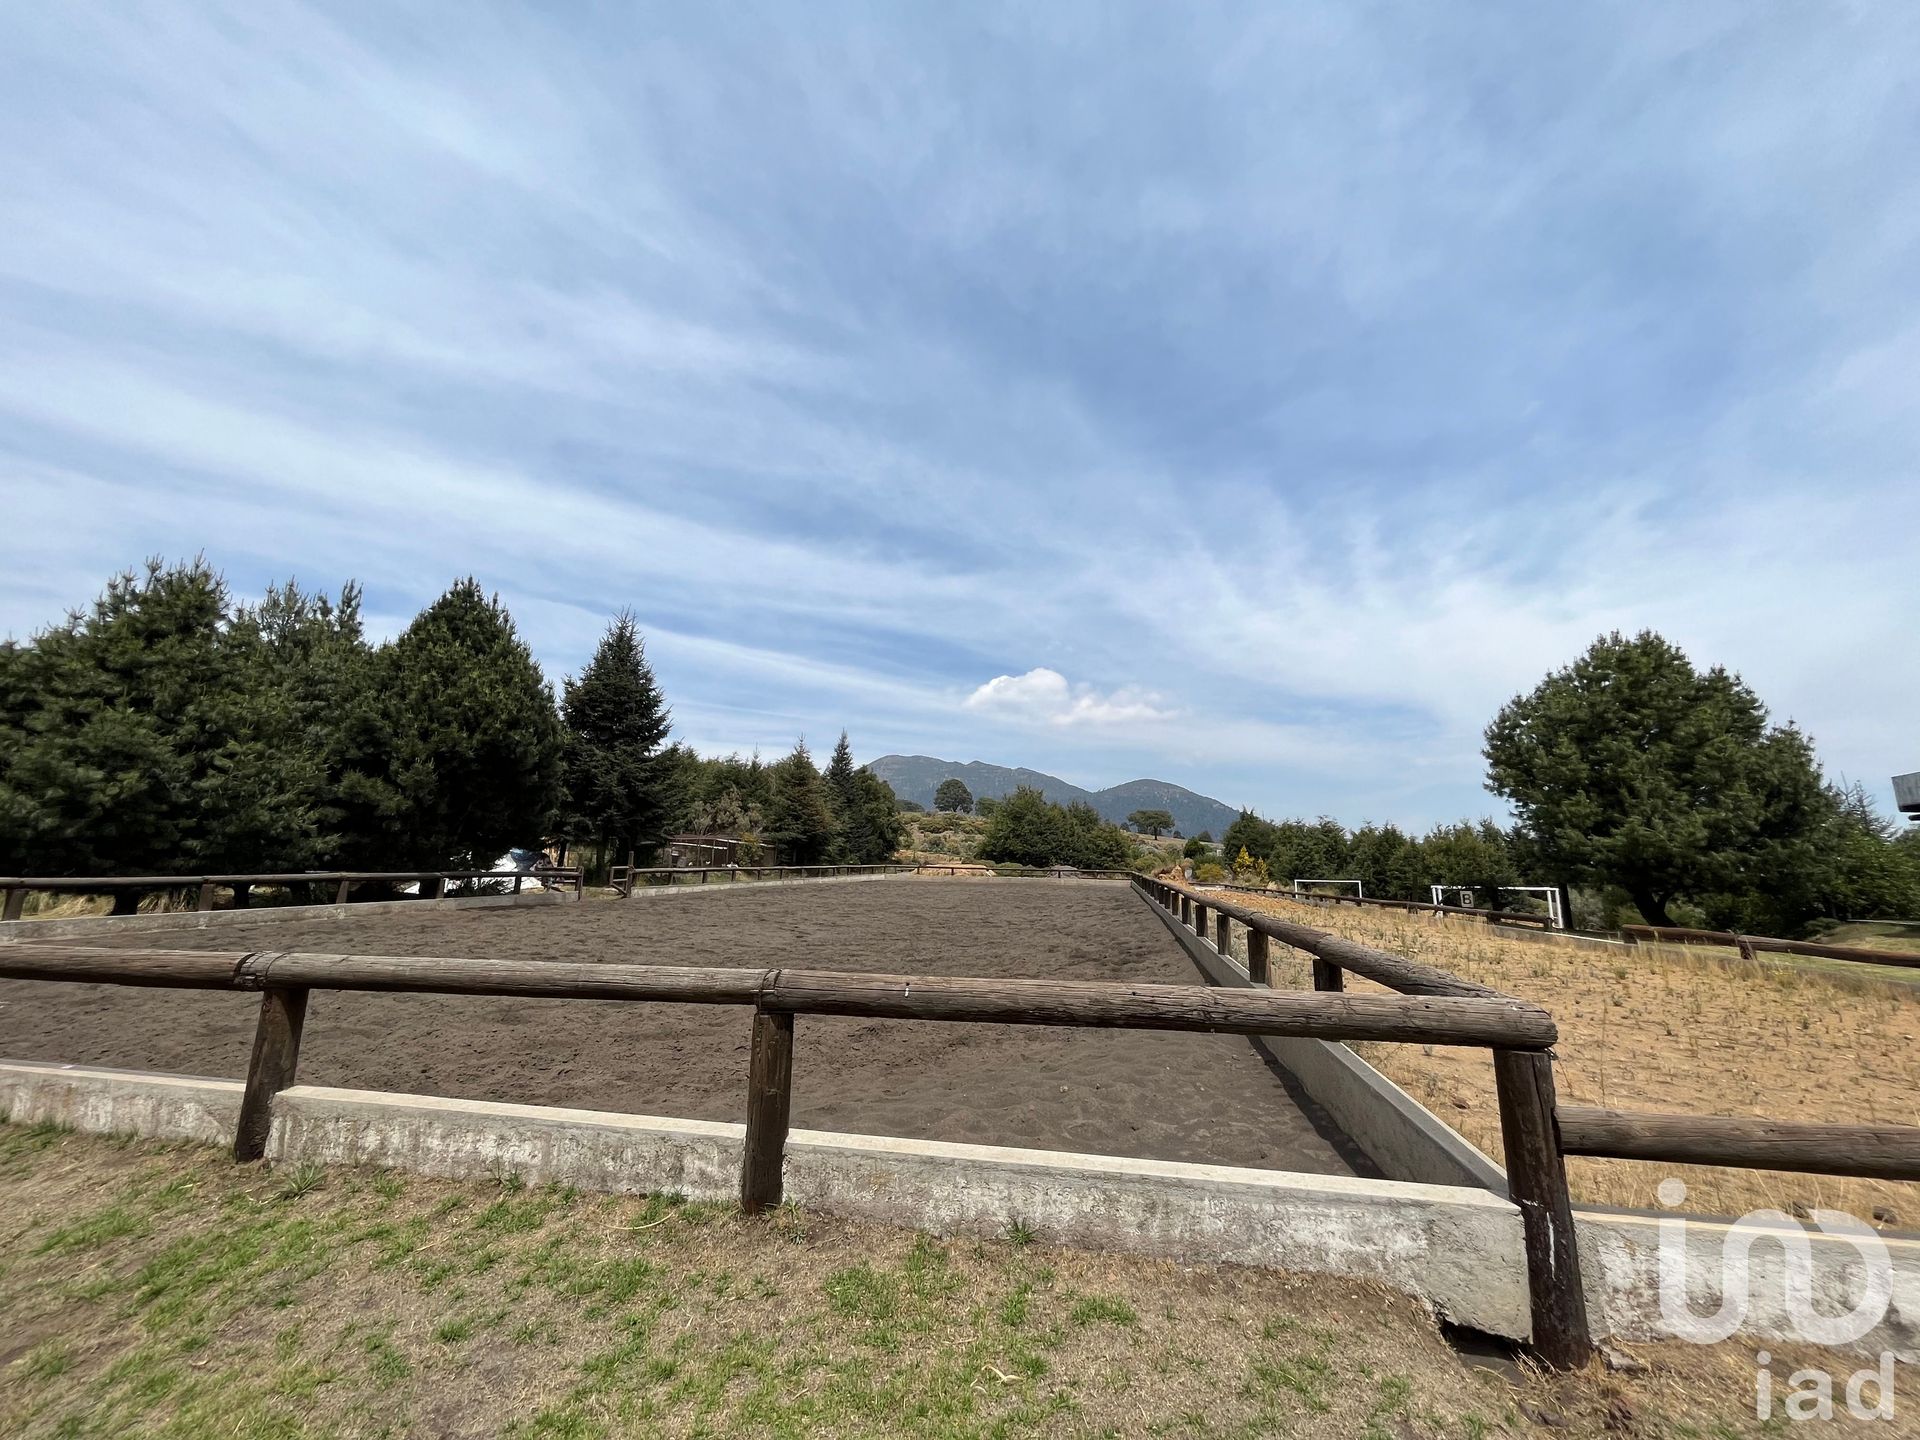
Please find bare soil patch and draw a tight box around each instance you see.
[1209,890,1920,1220]
[0,881,1360,1174]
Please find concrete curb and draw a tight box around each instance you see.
[1136,884,1510,1193]
[0,1060,1527,1339]
[8,1059,1918,1354]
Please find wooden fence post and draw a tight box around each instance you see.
[336,878,353,904]
[741,1008,794,1214]
[196,882,215,913]
[234,987,309,1162]
[1246,929,1270,985]
[1492,1049,1591,1369]
[1,886,23,922]
[1311,958,1344,992]
[1215,912,1230,957]
[1192,901,1206,936]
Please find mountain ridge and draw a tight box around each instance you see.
[864,754,1241,838]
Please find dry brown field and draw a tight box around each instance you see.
[1209,889,1920,1222]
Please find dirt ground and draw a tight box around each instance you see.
[11,1128,1887,1440]
[0,880,1366,1176]
[1206,888,1920,1220]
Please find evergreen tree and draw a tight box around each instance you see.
[850,769,906,863]
[210,579,370,877]
[559,612,676,871]
[0,560,336,902]
[0,560,224,885]
[765,740,834,864]
[824,731,861,861]
[369,579,564,868]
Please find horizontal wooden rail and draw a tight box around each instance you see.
[0,915,1588,1367]
[1557,1107,1920,1182]
[1621,925,1920,970]
[910,865,1135,880]
[628,864,914,879]
[757,970,1554,1046]
[0,868,582,921]
[1211,880,1553,927]
[1136,872,1586,1364]
[1139,877,1511,999]
[0,945,1554,1048]
[0,869,580,889]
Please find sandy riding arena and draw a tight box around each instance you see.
[0,881,1365,1176]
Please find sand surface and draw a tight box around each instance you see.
[0,880,1365,1175]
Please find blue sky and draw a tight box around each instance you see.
[3,5,1916,828]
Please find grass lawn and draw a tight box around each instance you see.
[0,1125,1889,1437]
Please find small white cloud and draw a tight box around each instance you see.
[963,668,1178,728]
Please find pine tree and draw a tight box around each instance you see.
[765,740,833,864]
[824,731,860,862]
[559,612,676,871]
[0,559,335,901]
[370,579,564,868]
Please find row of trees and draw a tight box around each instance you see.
[975,787,1136,870]
[1216,632,1918,935]
[0,562,562,884]
[0,561,903,886]
[671,736,903,869]
[1216,813,1523,906]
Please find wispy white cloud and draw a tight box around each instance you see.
[2,3,1917,827]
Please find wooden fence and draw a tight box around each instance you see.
[607,863,1131,894]
[1621,923,1920,970]
[1147,874,1920,1362]
[0,915,1584,1365]
[1137,875,1586,1364]
[1208,879,1555,929]
[607,863,917,896]
[0,869,583,921]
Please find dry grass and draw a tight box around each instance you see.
[1209,891,1920,1220]
[2,1126,1899,1438]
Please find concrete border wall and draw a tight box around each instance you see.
[0,1060,1526,1338]
[6,1060,1918,1354]
[1137,886,1508,1193]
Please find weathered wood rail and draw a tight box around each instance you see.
[0,924,1581,1367]
[1137,873,1588,1365]
[1621,923,1920,970]
[611,863,917,896]
[1209,879,1556,929]
[1141,872,1920,1369]
[1557,1108,1920,1182]
[0,868,583,921]
[605,863,1121,896]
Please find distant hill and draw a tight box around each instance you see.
[864,755,1240,838]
